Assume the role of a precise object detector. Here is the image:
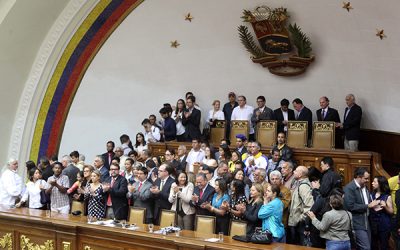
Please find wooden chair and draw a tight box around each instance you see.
[311,121,335,149]
[229,220,247,237]
[256,120,277,147]
[195,215,216,234]
[229,120,249,145]
[159,209,176,228]
[287,121,308,148]
[128,207,146,227]
[210,120,226,146]
[70,201,84,215]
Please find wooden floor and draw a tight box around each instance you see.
[0,205,321,250]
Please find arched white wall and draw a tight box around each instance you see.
[55,0,399,162]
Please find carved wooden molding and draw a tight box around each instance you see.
[62,241,71,250]
[231,120,249,129]
[288,121,307,130]
[84,246,93,250]
[314,122,334,131]
[215,120,226,128]
[20,235,54,250]
[0,233,12,250]
[258,121,276,129]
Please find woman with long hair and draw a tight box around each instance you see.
[134,132,147,153]
[233,168,250,199]
[202,178,230,235]
[84,170,106,220]
[207,100,225,126]
[218,144,231,163]
[236,183,264,235]
[228,151,241,172]
[258,184,285,243]
[202,147,216,166]
[16,168,47,209]
[168,172,195,230]
[172,99,186,142]
[227,179,247,220]
[370,176,393,250]
[75,165,94,215]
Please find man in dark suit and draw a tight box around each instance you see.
[150,163,175,225]
[340,94,362,151]
[101,141,115,170]
[316,96,342,148]
[344,167,378,250]
[316,96,340,123]
[274,98,295,134]
[182,95,201,141]
[128,166,154,224]
[222,92,238,144]
[103,162,129,220]
[177,145,188,174]
[251,96,275,139]
[293,98,313,141]
[190,173,215,216]
[61,155,80,187]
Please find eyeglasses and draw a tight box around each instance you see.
[110,168,119,171]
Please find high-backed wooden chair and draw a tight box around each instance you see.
[210,120,226,146]
[128,207,146,227]
[195,215,216,234]
[229,120,249,145]
[311,121,335,149]
[256,120,277,147]
[229,220,247,237]
[159,209,176,228]
[70,201,85,215]
[287,121,308,148]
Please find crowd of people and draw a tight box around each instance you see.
[1,91,395,250]
[136,91,362,151]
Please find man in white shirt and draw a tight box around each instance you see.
[0,159,23,206]
[186,139,205,173]
[231,95,254,140]
[142,118,161,143]
[243,141,268,182]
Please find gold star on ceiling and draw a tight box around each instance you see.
[170,40,180,48]
[376,29,386,40]
[342,2,353,12]
[185,13,193,22]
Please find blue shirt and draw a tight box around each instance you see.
[212,193,230,208]
[258,198,285,239]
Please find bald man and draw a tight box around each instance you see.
[288,166,314,245]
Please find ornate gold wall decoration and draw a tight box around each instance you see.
[62,241,71,250]
[342,2,353,12]
[0,233,12,250]
[185,13,193,22]
[20,235,54,250]
[376,29,386,40]
[238,5,314,76]
[170,40,180,48]
[84,246,93,250]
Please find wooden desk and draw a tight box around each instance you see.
[148,142,389,187]
[0,206,320,250]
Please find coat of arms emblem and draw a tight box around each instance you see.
[238,6,314,76]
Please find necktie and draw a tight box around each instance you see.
[199,188,203,199]
[107,178,115,206]
[108,153,112,165]
[138,182,142,192]
[160,180,164,191]
[321,110,325,120]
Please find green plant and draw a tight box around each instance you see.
[287,23,312,58]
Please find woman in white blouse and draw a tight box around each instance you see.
[16,168,47,209]
[168,172,195,230]
[172,99,186,142]
[207,100,225,126]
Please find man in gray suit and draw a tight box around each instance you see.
[251,95,275,139]
[127,166,153,224]
[61,154,80,188]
